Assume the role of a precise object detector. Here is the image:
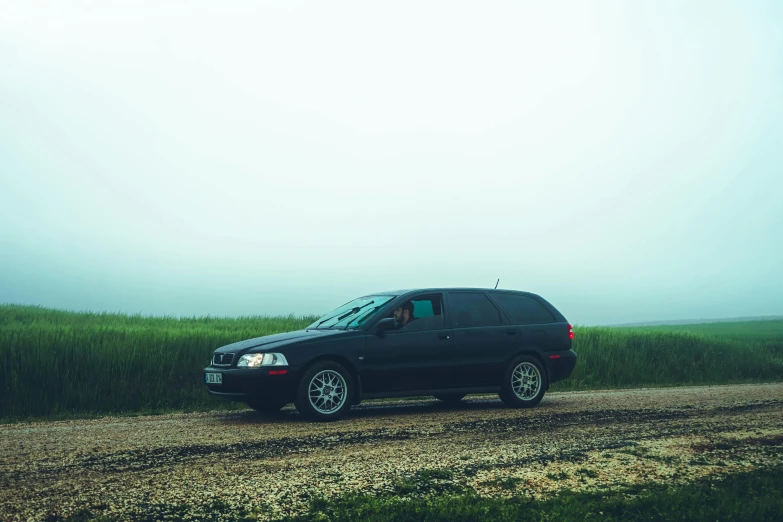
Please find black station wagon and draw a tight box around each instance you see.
[204,288,577,421]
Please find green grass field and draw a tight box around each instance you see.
[551,319,783,392]
[1,304,781,420]
[624,319,783,342]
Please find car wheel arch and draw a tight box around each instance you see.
[507,350,550,390]
[301,354,361,403]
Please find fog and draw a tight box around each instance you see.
[1,0,781,325]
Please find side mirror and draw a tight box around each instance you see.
[375,317,397,336]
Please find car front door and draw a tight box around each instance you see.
[448,291,519,388]
[363,293,454,393]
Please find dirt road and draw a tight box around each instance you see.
[2,383,782,521]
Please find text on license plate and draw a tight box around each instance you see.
[205,372,222,385]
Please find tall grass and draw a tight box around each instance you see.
[550,325,783,391]
[1,305,781,420]
[0,305,316,419]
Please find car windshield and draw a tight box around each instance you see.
[307,295,396,330]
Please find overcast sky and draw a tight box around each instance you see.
[1,0,781,325]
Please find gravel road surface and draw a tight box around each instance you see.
[2,383,782,521]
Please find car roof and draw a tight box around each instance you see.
[367,288,536,297]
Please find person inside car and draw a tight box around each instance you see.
[393,301,417,328]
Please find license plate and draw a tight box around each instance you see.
[205,372,222,385]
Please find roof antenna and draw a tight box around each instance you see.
[494,278,500,289]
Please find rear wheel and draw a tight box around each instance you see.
[433,393,466,404]
[295,361,353,421]
[500,355,547,408]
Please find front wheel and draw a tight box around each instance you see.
[499,356,547,408]
[295,361,354,421]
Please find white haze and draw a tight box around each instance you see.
[1,0,781,324]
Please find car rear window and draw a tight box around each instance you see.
[491,293,555,325]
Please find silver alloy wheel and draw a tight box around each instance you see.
[308,370,348,414]
[511,362,541,401]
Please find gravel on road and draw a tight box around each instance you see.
[2,383,782,521]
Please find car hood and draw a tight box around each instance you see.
[214,329,349,354]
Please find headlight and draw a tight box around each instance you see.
[236,353,289,368]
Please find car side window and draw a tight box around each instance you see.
[448,292,503,328]
[411,298,435,318]
[491,293,555,325]
[385,294,445,332]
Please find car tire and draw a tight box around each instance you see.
[500,355,547,408]
[433,393,466,403]
[295,361,354,421]
[245,399,287,414]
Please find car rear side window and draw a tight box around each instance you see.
[448,292,503,328]
[491,293,555,325]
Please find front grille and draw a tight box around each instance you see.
[213,353,234,366]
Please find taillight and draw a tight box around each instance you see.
[568,324,574,340]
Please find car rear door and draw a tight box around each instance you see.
[448,291,519,388]
[363,293,454,393]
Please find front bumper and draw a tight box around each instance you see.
[203,366,300,403]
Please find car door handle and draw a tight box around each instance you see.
[506,330,517,335]
[438,334,450,340]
